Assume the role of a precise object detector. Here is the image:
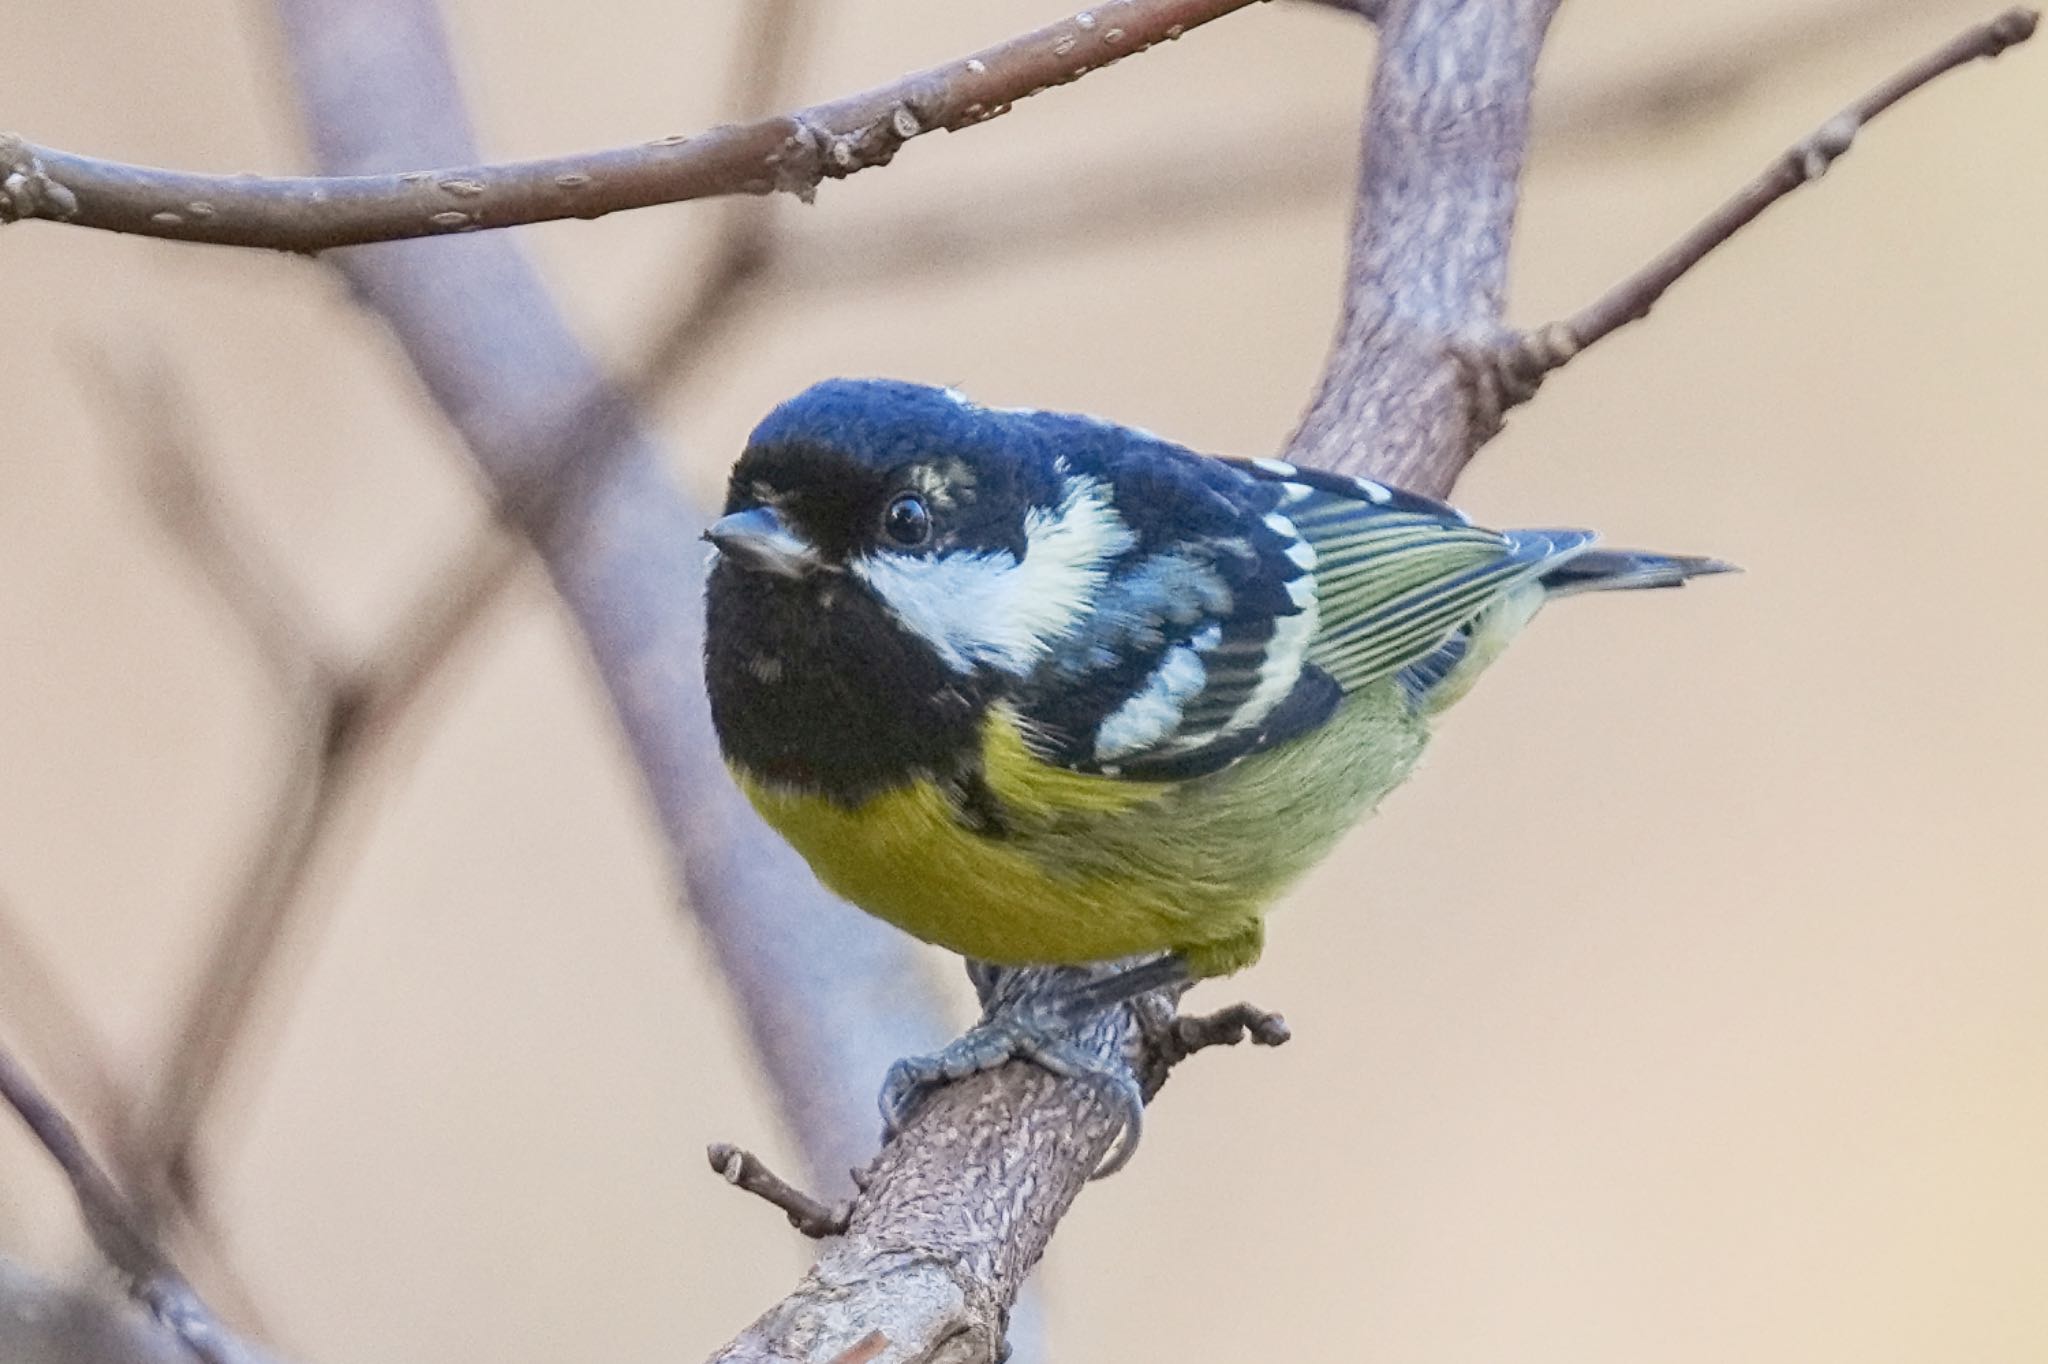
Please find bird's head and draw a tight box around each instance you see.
[706,378,1136,678]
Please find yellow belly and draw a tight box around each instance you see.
[735,687,1426,977]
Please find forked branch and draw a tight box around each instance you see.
[0,1045,282,1364]
[1468,7,2039,441]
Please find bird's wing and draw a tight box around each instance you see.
[1011,454,1587,780]
[1246,461,1592,694]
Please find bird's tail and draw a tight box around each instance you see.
[1402,533,1735,715]
[1531,542,1739,599]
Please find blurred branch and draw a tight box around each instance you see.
[0,0,1259,251]
[1471,6,2040,420]
[0,1258,240,1364]
[269,0,951,1197]
[0,901,134,1166]
[79,352,526,1233]
[0,1045,286,1364]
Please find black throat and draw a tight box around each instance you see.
[704,559,995,807]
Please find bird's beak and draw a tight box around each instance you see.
[704,506,821,579]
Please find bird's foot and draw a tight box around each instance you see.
[879,956,1192,1178]
[879,1005,1147,1175]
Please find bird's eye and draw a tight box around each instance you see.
[881,492,932,547]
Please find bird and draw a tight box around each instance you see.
[703,377,1731,1166]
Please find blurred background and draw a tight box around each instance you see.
[2,0,2045,1360]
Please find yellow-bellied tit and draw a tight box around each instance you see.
[704,378,1731,1164]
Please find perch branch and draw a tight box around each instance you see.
[1284,0,1564,494]
[0,0,1258,251]
[1472,6,2040,423]
[0,1045,282,1364]
[710,973,1289,1364]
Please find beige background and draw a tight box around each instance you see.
[4,1,2046,1361]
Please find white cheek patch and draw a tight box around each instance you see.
[1094,643,1208,760]
[853,476,1135,675]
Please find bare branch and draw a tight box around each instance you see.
[0,1045,283,1364]
[0,0,1261,251]
[0,900,134,1165]
[68,354,526,1238]
[707,1143,852,1239]
[707,962,1291,1364]
[624,0,1966,373]
[80,354,339,697]
[127,527,527,1204]
[1485,7,2040,402]
[1284,0,1565,494]
[0,1257,222,1364]
[1153,1001,1292,1063]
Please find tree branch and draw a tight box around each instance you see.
[0,897,130,1146]
[0,1045,284,1364]
[707,1143,852,1240]
[0,1257,229,1364]
[1483,6,2040,409]
[0,0,1259,252]
[1285,0,1564,494]
[73,354,525,1242]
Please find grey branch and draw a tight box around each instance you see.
[0,1258,239,1364]
[270,0,948,1195]
[707,1143,853,1240]
[72,352,524,1249]
[0,0,1259,251]
[0,1046,284,1364]
[1285,0,1564,495]
[1507,7,2040,393]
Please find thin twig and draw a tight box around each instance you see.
[0,0,1259,251]
[707,1143,852,1239]
[1480,7,2040,419]
[0,1045,280,1364]
[79,354,339,696]
[0,900,135,1165]
[128,529,523,1208]
[1154,1002,1293,1064]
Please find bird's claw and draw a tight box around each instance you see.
[878,1006,1147,1179]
